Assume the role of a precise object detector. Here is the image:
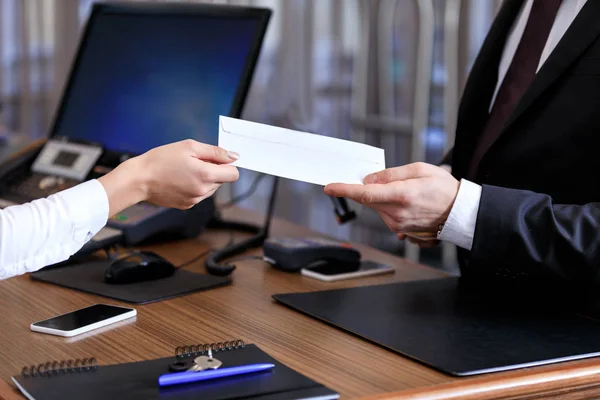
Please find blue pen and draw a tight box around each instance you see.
[158,363,275,387]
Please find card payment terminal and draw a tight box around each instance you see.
[263,237,361,272]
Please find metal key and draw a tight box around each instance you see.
[188,349,222,372]
[188,356,222,371]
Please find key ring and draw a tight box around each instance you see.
[168,359,195,372]
[168,348,221,372]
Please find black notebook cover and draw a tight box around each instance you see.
[30,261,231,304]
[12,344,338,400]
[273,277,600,376]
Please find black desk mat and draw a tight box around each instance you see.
[31,261,231,304]
[273,277,600,376]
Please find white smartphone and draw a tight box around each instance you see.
[301,260,394,282]
[30,304,136,337]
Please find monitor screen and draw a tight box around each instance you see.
[51,5,268,156]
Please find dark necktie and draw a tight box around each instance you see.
[467,0,563,180]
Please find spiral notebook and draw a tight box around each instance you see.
[11,341,339,400]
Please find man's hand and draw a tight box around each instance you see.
[324,162,460,234]
[398,233,440,248]
[99,139,239,216]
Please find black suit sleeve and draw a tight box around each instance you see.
[471,185,600,283]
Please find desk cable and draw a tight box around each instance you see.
[204,176,279,276]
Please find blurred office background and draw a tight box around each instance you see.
[0,0,504,271]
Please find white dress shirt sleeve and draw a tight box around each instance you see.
[437,179,482,251]
[0,179,109,280]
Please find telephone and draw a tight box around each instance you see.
[262,237,361,272]
[1,139,103,203]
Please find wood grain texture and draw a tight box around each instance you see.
[362,356,600,400]
[0,207,449,399]
[0,378,21,400]
[1,207,600,399]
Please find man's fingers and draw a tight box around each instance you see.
[398,231,439,247]
[405,232,439,248]
[364,162,432,184]
[324,183,398,204]
[408,237,439,248]
[186,140,239,164]
[406,231,438,240]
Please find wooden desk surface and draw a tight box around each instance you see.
[1,208,600,399]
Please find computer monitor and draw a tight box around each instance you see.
[49,2,271,158]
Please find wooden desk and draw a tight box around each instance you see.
[1,208,600,399]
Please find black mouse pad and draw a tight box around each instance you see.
[30,261,231,304]
[273,277,600,376]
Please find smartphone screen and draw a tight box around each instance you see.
[32,304,134,331]
[306,261,390,276]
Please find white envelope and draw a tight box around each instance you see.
[218,116,385,186]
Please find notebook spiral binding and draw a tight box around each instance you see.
[21,358,98,378]
[175,340,245,359]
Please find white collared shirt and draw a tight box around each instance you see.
[0,180,109,279]
[439,0,588,250]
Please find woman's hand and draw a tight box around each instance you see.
[99,139,239,216]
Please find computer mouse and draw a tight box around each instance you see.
[104,251,176,284]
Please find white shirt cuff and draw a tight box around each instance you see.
[437,179,482,251]
[53,179,109,244]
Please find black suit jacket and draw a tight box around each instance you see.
[451,0,600,290]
